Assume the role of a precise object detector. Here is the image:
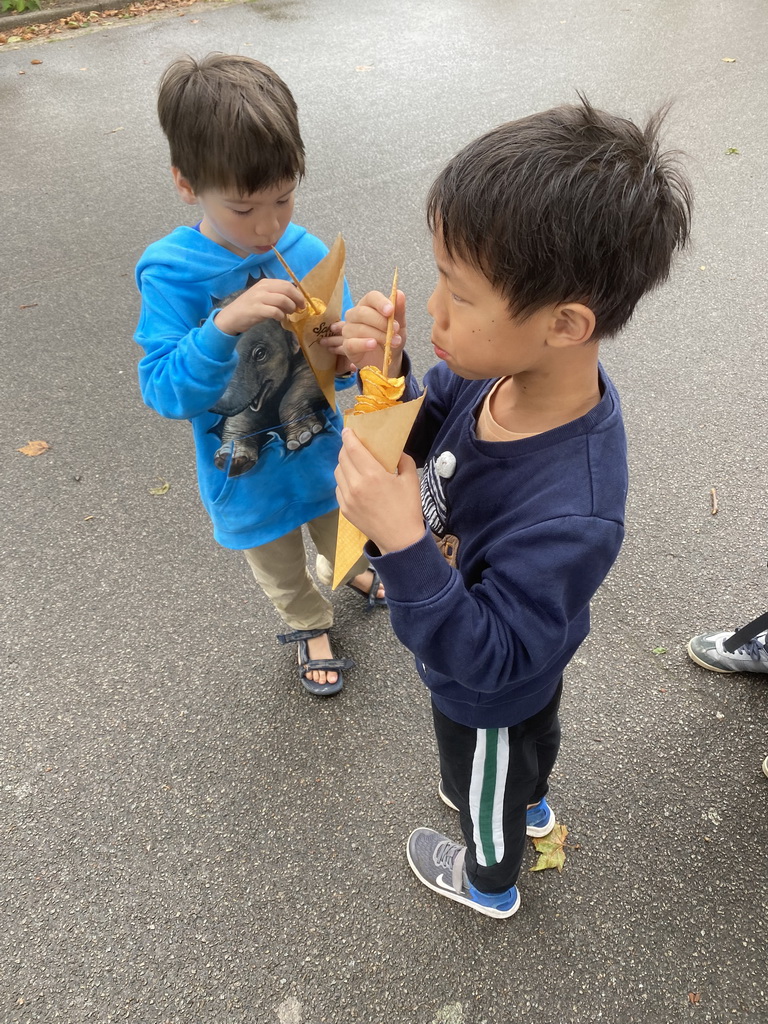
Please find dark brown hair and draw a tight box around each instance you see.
[157,53,305,195]
[427,97,692,338]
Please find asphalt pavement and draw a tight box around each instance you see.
[2,1,767,1022]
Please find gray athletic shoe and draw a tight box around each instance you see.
[686,629,768,675]
[406,827,520,919]
[762,756,768,779]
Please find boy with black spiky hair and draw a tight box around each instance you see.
[338,99,692,917]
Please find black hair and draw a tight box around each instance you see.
[427,97,692,338]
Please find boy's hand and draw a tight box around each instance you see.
[335,428,424,555]
[318,320,354,376]
[341,290,407,375]
[214,278,304,336]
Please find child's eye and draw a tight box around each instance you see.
[276,198,291,206]
[451,293,465,304]
[232,209,252,217]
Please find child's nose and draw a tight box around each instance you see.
[255,214,281,241]
[427,286,446,326]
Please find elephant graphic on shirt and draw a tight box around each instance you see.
[208,285,328,477]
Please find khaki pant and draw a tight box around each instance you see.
[242,509,369,632]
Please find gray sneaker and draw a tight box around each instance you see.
[686,629,768,674]
[762,756,768,779]
[406,827,520,919]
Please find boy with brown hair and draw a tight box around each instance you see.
[135,53,383,698]
[338,99,692,916]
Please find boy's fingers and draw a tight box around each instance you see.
[395,290,407,333]
[344,305,391,335]
[341,428,381,474]
[397,452,417,477]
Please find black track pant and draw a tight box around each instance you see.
[432,679,563,895]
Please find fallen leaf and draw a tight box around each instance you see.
[30,59,43,65]
[19,303,38,310]
[84,515,94,521]
[18,71,26,75]
[148,479,171,495]
[106,126,125,134]
[721,57,736,62]
[8,36,22,43]
[530,822,569,872]
[190,17,198,22]
[652,646,667,655]
[355,65,373,71]
[725,147,739,155]
[17,440,50,457]
[688,992,701,1004]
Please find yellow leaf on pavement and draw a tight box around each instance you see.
[530,822,569,872]
[17,440,50,457]
[148,479,170,495]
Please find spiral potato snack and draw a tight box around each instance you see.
[332,268,425,589]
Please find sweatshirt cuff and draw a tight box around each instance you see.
[196,312,241,363]
[366,528,453,604]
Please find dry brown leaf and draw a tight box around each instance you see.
[30,59,42,65]
[688,992,701,1005]
[17,440,50,457]
[530,822,574,872]
[0,0,200,46]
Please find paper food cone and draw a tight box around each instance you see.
[332,392,426,589]
[282,234,346,410]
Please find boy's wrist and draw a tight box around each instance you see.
[213,307,244,337]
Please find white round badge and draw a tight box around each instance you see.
[435,451,457,479]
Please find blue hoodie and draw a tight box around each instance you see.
[135,222,353,549]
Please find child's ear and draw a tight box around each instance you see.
[547,302,596,348]
[171,167,199,206]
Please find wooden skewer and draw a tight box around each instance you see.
[271,246,319,314]
[383,267,399,378]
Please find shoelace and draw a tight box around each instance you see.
[737,638,768,662]
[432,839,462,869]
[432,839,467,894]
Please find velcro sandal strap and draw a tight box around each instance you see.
[300,656,356,672]
[277,628,330,645]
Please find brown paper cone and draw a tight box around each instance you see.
[282,234,346,410]
[331,392,426,589]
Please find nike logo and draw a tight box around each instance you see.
[435,873,457,893]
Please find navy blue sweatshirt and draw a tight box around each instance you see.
[367,360,628,729]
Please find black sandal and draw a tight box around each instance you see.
[345,568,387,611]
[277,628,355,697]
